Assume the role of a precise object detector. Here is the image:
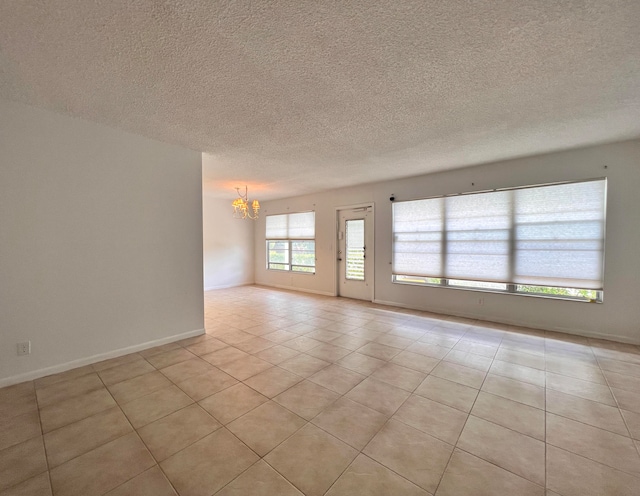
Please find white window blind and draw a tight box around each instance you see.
[393,179,606,290]
[266,212,315,239]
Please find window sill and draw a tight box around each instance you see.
[391,279,603,303]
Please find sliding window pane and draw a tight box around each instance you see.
[291,241,315,272]
[267,240,289,268]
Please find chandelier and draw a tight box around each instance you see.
[232,186,260,220]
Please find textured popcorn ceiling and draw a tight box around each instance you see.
[1,1,639,200]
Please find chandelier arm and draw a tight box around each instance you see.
[232,185,259,220]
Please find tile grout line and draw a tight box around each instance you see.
[431,330,498,495]
[590,348,640,460]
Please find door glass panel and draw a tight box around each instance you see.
[346,219,365,280]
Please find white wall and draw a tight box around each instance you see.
[255,140,640,344]
[0,99,205,385]
[203,195,254,290]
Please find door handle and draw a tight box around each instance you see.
[337,258,342,261]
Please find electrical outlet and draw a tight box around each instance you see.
[17,341,31,356]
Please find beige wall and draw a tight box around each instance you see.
[203,194,254,290]
[0,99,205,385]
[255,140,640,344]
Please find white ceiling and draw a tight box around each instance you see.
[1,1,639,200]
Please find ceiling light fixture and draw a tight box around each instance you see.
[232,186,260,220]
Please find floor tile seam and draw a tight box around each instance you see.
[0,470,50,496]
[177,376,239,403]
[391,354,446,375]
[198,386,268,425]
[461,412,547,445]
[157,365,222,388]
[39,372,119,473]
[594,351,640,369]
[35,379,106,409]
[352,392,416,460]
[90,354,146,374]
[476,389,546,413]
[544,406,632,438]
[241,362,305,387]
[589,349,637,442]
[452,446,547,490]
[40,391,131,432]
[269,384,340,421]
[259,453,315,496]
[312,414,420,492]
[387,413,461,448]
[109,376,184,406]
[224,410,310,460]
[499,341,546,355]
[543,379,615,407]
[487,368,545,388]
[319,451,427,496]
[431,438,457,495]
[306,371,364,397]
[369,372,423,393]
[44,395,154,496]
[492,353,546,371]
[597,362,640,381]
[440,354,493,373]
[45,427,135,471]
[280,353,334,379]
[100,362,161,389]
[441,363,545,492]
[104,461,174,496]
[454,336,503,355]
[0,420,42,453]
[208,457,271,496]
[33,367,96,391]
[411,382,477,415]
[123,388,196,429]
[451,366,491,443]
[546,443,640,482]
[31,381,54,496]
[543,367,607,387]
[136,401,223,451]
[308,409,386,452]
[545,422,640,478]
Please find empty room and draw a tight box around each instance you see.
[1,1,640,496]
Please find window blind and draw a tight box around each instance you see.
[266,212,315,239]
[393,179,606,290]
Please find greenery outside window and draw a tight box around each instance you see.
[266,212,315,273]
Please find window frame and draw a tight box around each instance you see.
[391,178,606,302]
[392,275,603,303]
[266,239,316,274]
[265,211,316,274]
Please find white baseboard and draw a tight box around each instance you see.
[372,299,640,345]
[0,328,205,388]
[204,281,254,291]
[256,283,335,297]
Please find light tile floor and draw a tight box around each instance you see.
[2,285,640,495]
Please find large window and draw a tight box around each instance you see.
[266,212,315,273]
[392,179,606,301]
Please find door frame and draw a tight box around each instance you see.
[334,202,375,301]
